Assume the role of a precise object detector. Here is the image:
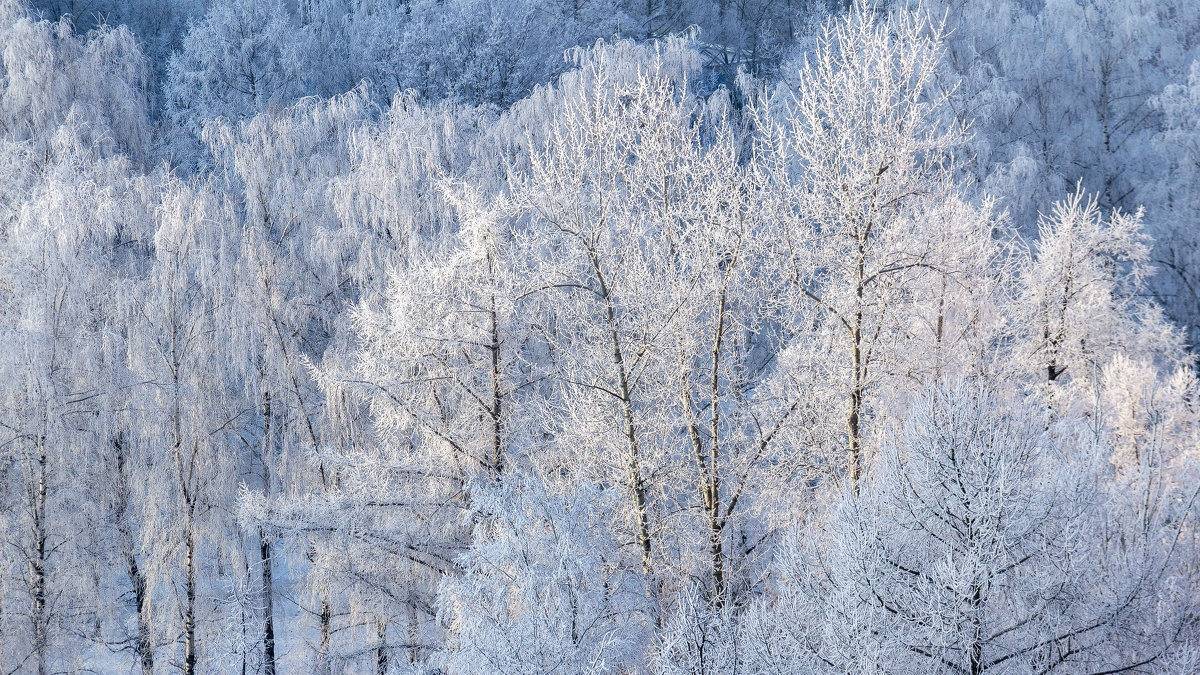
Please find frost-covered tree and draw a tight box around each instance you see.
[0,0,151,160]
[743,381,1200,674]
[200,87,376,673]
[0,130,147,674]
[438,477,645,674]
[1149,60,1200,348]
[507,34,808,622]
[754,3,996,490]
[290,183,530,668]
[238,90,502,671]
[165,0,310,143]
[1016,189,1183,410]
[0,8,156,671]
[924,0,1200,232]
[508,35,703,593]
[124,176,252,675]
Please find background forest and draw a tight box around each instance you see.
[2,0,1200,672]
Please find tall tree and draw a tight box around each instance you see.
[1017,188,1183,411]
[753,3,986,491]
[743,380,1200,674]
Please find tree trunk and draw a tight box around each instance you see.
[259,388,277,675]
[114,436,154,675]
[260,531,276,675]
[589,249,653,576]
[848,359,863,489]
[969,582,984,675]
[848,253,865,493]
[184,510,197,675]
[708,284,729,607]
[488,282,504,479]
[375,617,388,675]
[30,437,48,675]
[317,596,332,675]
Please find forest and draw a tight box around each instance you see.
[2,0,1200,672]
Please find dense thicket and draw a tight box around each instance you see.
[2,0,1200,672]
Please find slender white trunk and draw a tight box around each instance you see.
[184,510,197,675]
[114,435,153,675]
[260,530,276,675]
[589,249,653,575]
[375,617,388,675]
[260,388,277,675]
[30,436,49,675]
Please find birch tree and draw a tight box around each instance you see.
[202,87,373,673]
[754,3,990,491]
[296,184,529,666]
[125,176,249,675]
[1016,188,1183,411]
[0,132,147,674]
[438,477,644,674]
[165,0,310,149]
[1149,60,1200,347]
